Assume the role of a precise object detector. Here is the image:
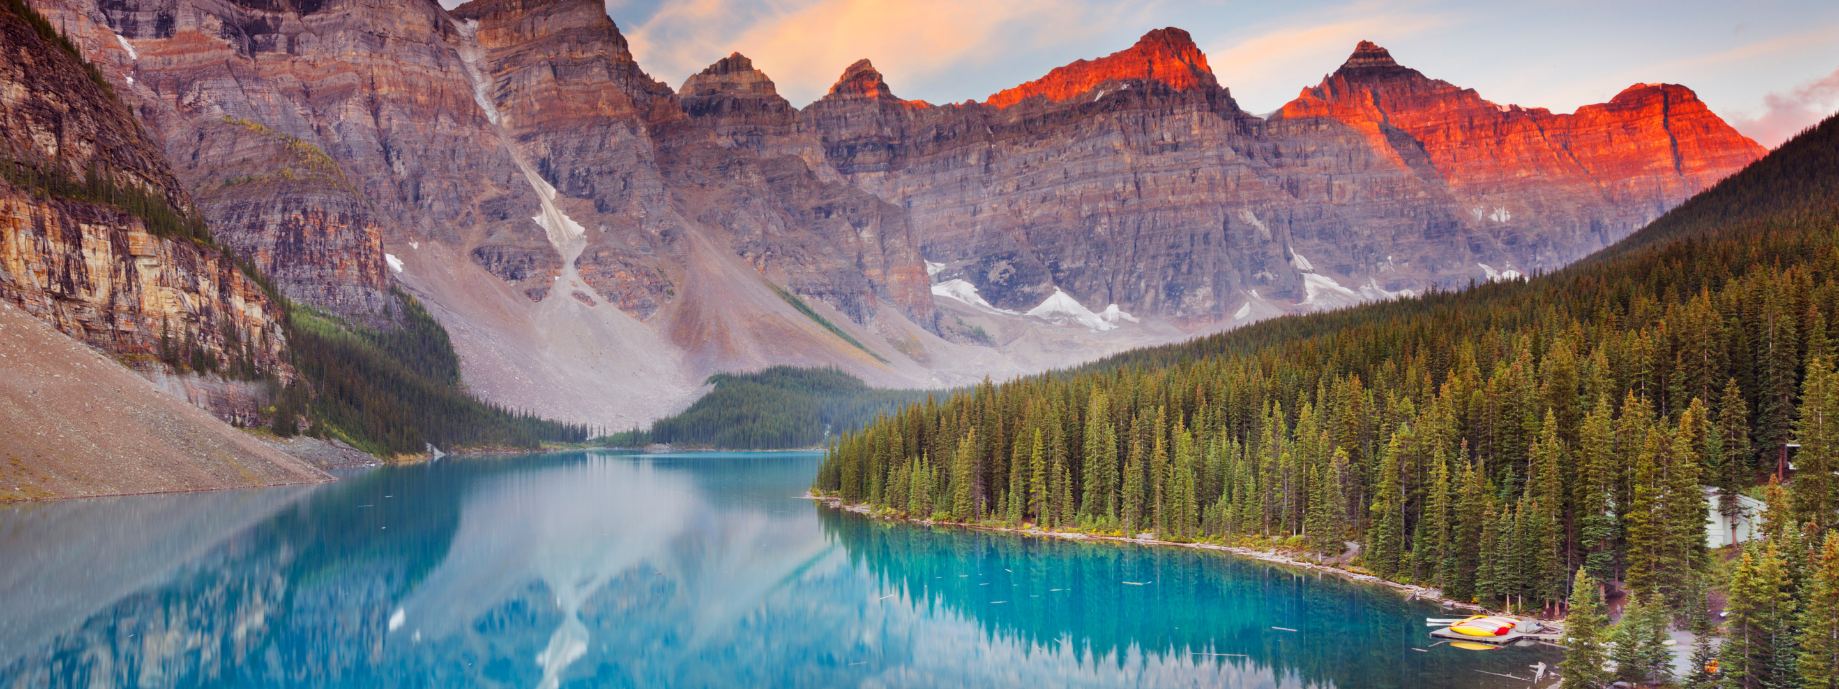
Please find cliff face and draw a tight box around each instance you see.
[1274,41,1767,267]
[0,1,286,371]
[786,34,1765,320]
[177,117,390,320]
[791,33,1490,319]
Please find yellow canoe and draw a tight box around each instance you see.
[1447,615,1516,637]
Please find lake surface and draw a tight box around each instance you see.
[0,451,1559,688]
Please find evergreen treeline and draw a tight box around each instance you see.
[815,114,1839,684]
[282,290,594,456]
[601,367,927,449]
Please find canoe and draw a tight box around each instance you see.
[1449,641,1499,651]
[1447,615,1516,637]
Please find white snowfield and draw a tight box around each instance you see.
[931,279,1013,313]
[1026,289,1133,332]
[1301,272,1361,309]
[925,260,946,276]
[1099,304,1139,325]
[1478,263,1523,282]
[933,281,1136,332]
[385,253,404,273]
[1359,277,1417,302]
[1289,251,1314,272]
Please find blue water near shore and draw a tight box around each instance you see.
[0,450,1558,688]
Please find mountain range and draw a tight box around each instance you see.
[7,0,1765,435]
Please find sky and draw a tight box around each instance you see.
[449,0,1839,148]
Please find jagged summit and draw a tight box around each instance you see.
[984,27,1217,108]
[680,52,780,99]
[824,59,906,101]
[1344,41,1397,69]
[701,52,756,76]
[1330,40,1421,80]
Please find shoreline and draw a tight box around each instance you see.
[807,494,1546,622]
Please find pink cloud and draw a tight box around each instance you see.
[1730,68,1839,148]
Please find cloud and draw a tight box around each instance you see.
[623,0,1126,106]
[1728,68,1839,148]
[1202,4,1454,114]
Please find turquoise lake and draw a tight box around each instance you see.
[0,451,1560,688]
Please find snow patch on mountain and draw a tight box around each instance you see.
[1478,263,1522,282]
[385,253,403,273]
[1301,273,1361,311]
[1290,251,1315,272]
[1099,304,1138,325]
[115,34,137,61]
[1358,277,1416,301]
[932,279,1012,313]
[925,260,946,277]
[1027,289,1123,331]
[1238,209,1271,239]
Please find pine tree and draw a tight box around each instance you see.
[1755,281,1801,473]
[909,454,932,517]
[1366,434,1405,579]
[1577,394,1620,585]
[1560,569,1612,689]
[1529,411,1566,606]
[1418,447,1452,584]
[1475,499,1502,605]
[1123,424,1146,532]
[1719,378,1755,498]
[1609,593,1673,686]
[1050,405,1073,526]
[951,429,979,522]
[1722,542,1798,689]
[1662,402,1709,600]
[1795,355,1838,533]
[1625,427,1666,596]
[1800,532,1839,689]
[1445,456,1485,602]
[1028,428,1047,523]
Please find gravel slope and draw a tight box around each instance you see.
[0,301,331,501]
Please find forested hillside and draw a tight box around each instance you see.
[816,114,1839,686]
[281,290,595,456]
[601,367,927,449]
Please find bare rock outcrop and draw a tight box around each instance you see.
[0,0,287,371]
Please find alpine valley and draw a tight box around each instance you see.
[3,0,1763,470]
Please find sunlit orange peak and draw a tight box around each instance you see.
[983,27,1217,109]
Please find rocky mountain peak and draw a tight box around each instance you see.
[983,27,1217,108]
[823,59,918,104]
[1330,40,1421,80]
[704,52,757,76]
[452,0,672,106]
[681,52,779,98]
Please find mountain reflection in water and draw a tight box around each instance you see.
[0,451,1557,688]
